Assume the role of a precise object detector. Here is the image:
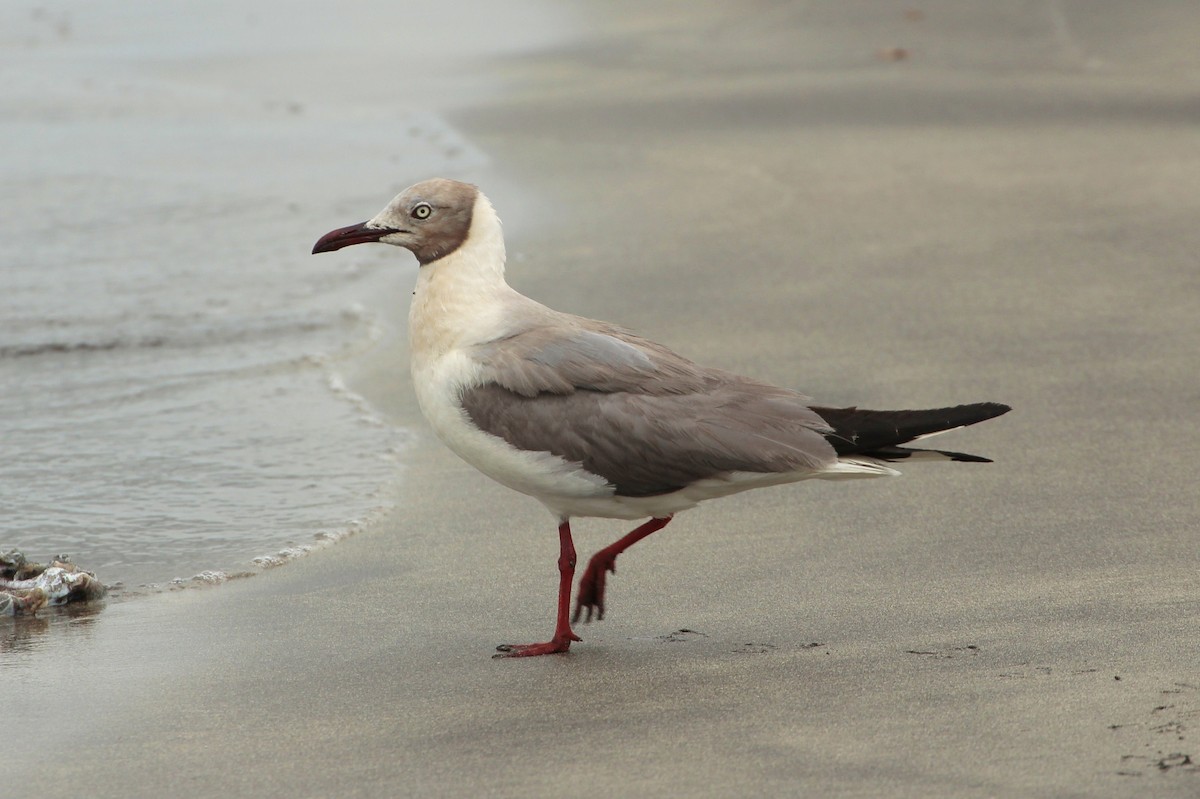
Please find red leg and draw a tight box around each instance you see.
[494,520,583,658]
[573,516,673,623]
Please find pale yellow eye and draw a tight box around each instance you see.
[412,202,432,220]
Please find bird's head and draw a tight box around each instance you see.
[312,178,479,265]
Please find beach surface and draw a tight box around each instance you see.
[5,2,1200,796]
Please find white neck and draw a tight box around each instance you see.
[408,193,519,363]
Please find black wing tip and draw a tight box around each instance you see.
[926,401,1012,428]
[972,402,1012,420]
[935,401,1011,424]
[816,401,1011,458]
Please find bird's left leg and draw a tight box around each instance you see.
[573,515,673,623]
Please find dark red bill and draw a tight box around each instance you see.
[311,222,398,254]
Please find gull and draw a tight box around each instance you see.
[313,178,1010,658]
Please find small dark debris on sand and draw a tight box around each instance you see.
[656,628,708,644]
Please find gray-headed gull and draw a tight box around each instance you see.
[313,178,1010,658]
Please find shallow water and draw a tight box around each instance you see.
[0,0,546,589]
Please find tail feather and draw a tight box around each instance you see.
[814,402,1010,462]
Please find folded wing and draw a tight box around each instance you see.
[462,321,838,496]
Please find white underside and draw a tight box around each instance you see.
[536,460,899,521]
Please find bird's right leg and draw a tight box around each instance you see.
[494,520,583,658]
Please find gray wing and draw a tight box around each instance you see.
[462,321,837,497]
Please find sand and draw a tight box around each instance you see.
[5,2,1200,796]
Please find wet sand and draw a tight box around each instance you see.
[7,2,1200,796]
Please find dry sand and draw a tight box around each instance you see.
[6,2,1200,797]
